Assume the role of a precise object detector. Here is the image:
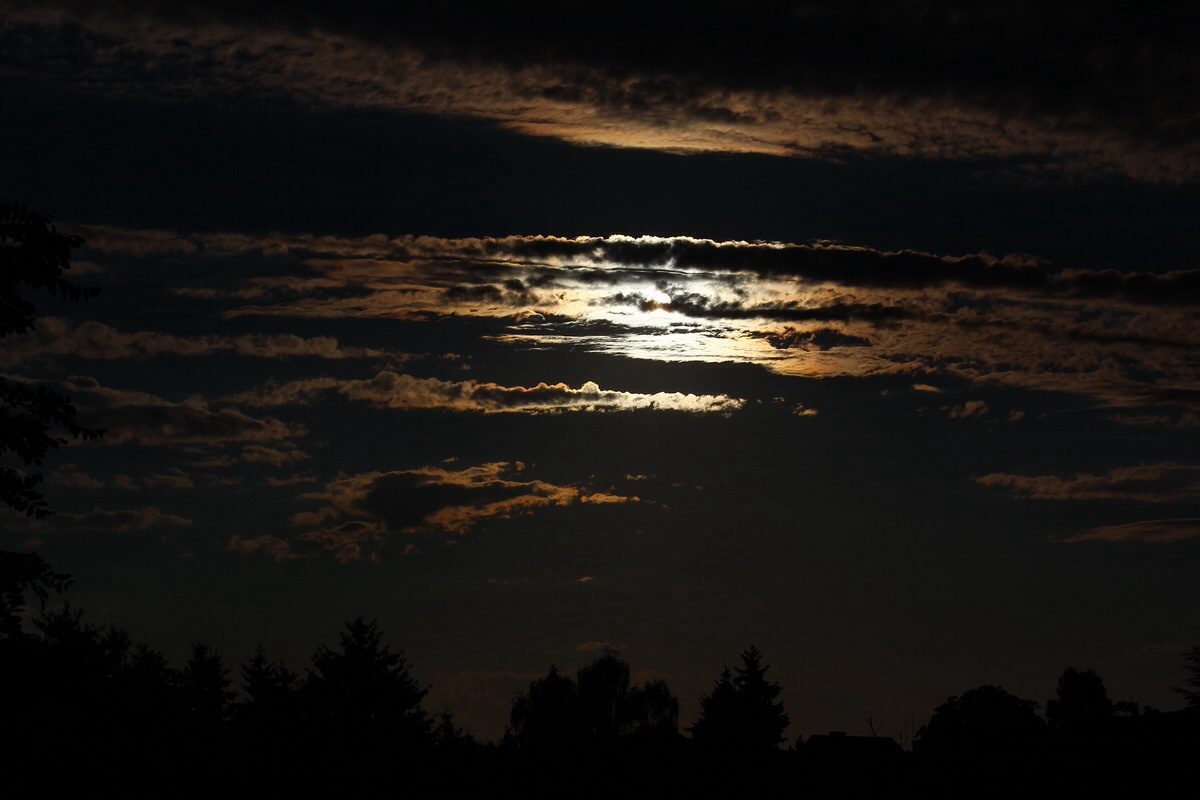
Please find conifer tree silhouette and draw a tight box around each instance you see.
[305,616,432,746]
[238,644,300,727]
[691,645,789,752]
[1175,646,1200,708]
[180,643,233,728]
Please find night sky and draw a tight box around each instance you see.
[4,1,1200,743]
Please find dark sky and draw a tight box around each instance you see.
[4,1,1200,742]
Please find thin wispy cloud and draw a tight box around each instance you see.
[0,317,387,366]
[41,505,193,533]
[226,372,743,415]
[1062,518,1200,544]
[976,463,1200,503]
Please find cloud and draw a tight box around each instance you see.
[235,462,639,562]
[1062,518,1200,544]
[947,401,989,419]
[47,506,192,532]
[143,468,195,489]
[1109,411,1200,429]
[0,317,387,366]
[228,371,744,414]
[575,641,612,652]
[6,4,1199,181]
[227,534,304,562]
[239,444,311,467]
[49,464,104,490]
[52,376,305,447]
[576,576,598,584]
[111,474,138,490]
[976,463,1200,503]
[32,225,1200,413]
[264,474,318,487]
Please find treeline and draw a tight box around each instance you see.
[4,551,1199,795]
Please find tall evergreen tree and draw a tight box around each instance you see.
[691,646,789,753]
[691,666,739,749]
[238,644,299,725]
[180,643,233,728]
[1175,646,1200,708]
[305,616,432,746]
[732,645,790,750]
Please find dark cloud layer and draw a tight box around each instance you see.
[5,1,1198,179]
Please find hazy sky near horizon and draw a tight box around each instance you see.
[4,1,1200,742]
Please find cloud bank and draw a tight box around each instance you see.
[75,227,1200,412]
[6,2,1199,180]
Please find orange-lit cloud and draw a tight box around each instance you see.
[227,372,743,415]
[0,317,387,366]
[976,463,1200,503]
[50,376,305,447]
[1062,518,1200,544]
[7,4,1198,181]
[234,462,640,563]
[60,226,1200,412]
[45,505,193,533]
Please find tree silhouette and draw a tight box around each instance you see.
[625,677,680,742]
[305,616,432,746]
[914,685,1046,771]
[432,705,475,750]
[691,645,789,753]
[508,650,680,753]
[0,203,103,517]
[690,666,739,749]
[1047,667,1114,743]
[0,550,72,639]
[180,642,233,729]
[577,649,631,742]
[508,663,583,751]
[1175,646,1200,708]
[238,644,300,727]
